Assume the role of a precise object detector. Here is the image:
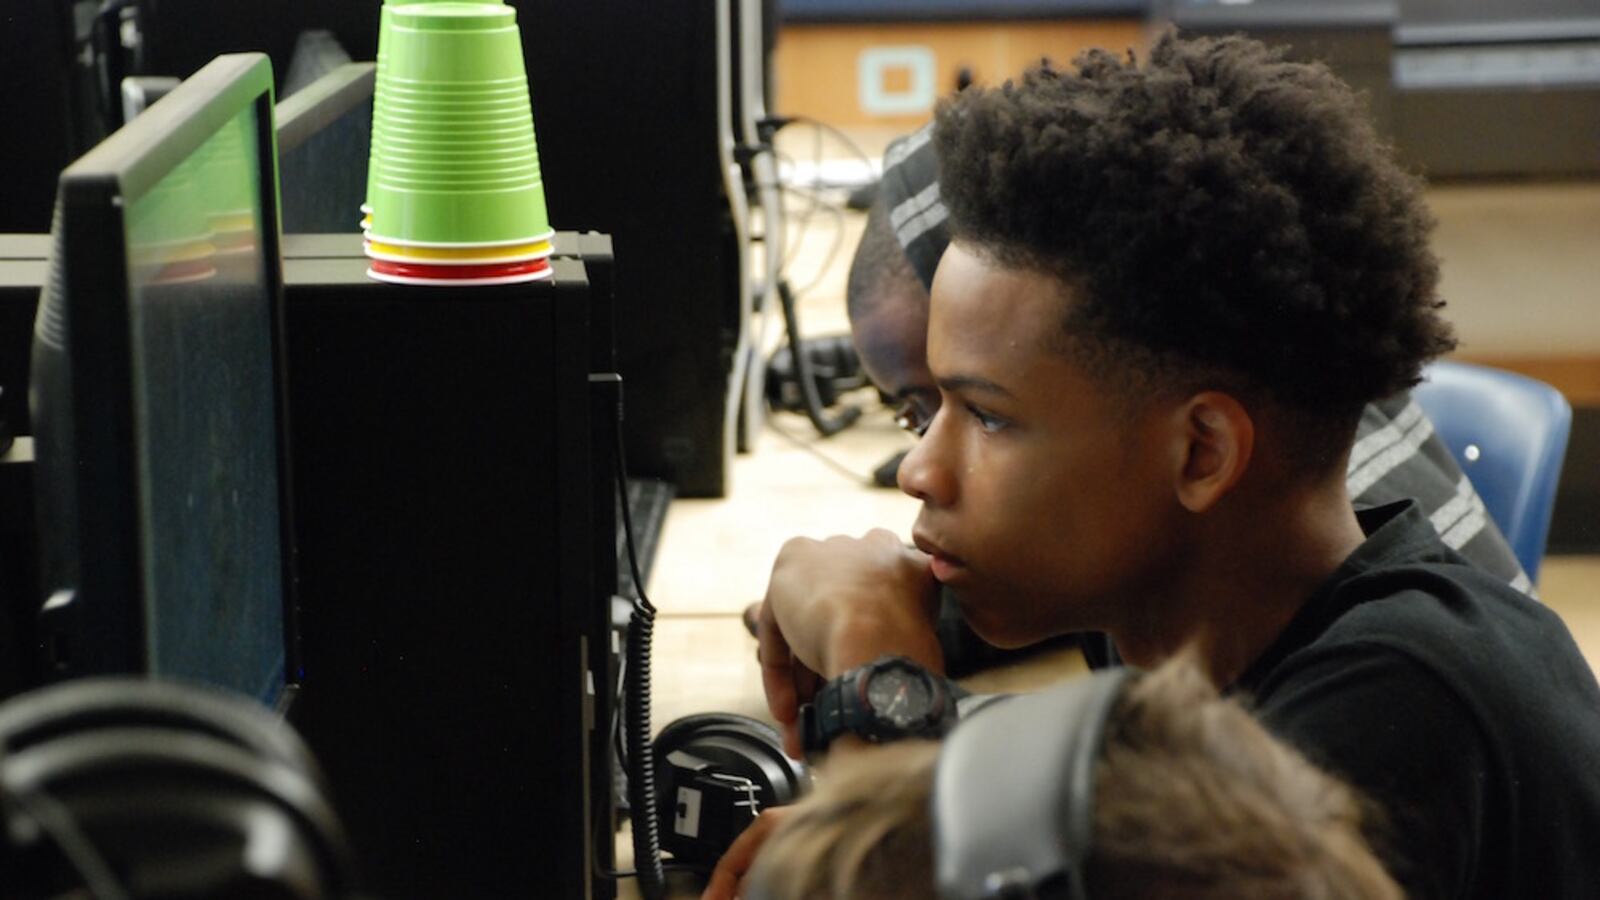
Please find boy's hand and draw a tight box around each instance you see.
[756,529,945,758]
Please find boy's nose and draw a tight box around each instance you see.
[897,428,955,508]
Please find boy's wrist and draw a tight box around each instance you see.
[825,607,944,677]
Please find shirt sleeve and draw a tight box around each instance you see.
[1251,642,1493,900]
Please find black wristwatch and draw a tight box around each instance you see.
[800,655,956,756]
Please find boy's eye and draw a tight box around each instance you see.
[894,395,939,437]
[968,404,1008,433]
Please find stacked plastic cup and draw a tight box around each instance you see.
[363,2,554,286]
[361,0,455,232]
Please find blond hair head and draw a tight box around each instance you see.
[746,654,1400,900]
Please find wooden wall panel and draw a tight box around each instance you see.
[774,19,1147,131]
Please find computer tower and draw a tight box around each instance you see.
[282,254,614,898]
[507,0,741,498]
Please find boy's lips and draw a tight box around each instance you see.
[913,532,968,583]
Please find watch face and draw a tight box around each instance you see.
[866,666,934,729]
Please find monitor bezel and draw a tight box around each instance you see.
[46,52,301,706]
[275,61,376,156]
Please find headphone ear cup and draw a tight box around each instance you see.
[653,712,772,759]
[655,711,805,802]
[651,712,812,866]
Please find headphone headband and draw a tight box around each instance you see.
[932,667,1133,900]
[0,677,354,898]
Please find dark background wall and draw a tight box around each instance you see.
[0,1,77,232]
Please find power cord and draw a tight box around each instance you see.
[760,115,878,188]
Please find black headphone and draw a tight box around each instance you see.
[0,677,356,899]
[651,711,811,869]
[932,667,1135,900]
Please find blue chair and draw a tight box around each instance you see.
[1411,360,1572,582]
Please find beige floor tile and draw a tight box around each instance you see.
[645,615,768,730]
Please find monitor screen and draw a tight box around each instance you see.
[30,53,297,708]
[276,62,374,235]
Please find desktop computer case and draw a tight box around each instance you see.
[282,254,616,898]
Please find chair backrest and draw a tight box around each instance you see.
[1411,361,1572,582]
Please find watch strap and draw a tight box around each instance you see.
[801,656,956,756]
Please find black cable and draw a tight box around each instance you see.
[777,278,861,438]
[769,150,819,280]
[614,421,668,900]
[764,115,878,188]
[771,115,827,280]
[757,113,874,439]
[777,185,846,302]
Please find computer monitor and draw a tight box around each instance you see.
[275,62,374,235]
[29,53,298,710]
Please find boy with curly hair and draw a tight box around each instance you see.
[724,33,1600,900]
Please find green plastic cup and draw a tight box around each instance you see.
[382,111,533,131]
[365,0,484,215]
[368,2,551,245]
[378,135,533,155]
[379,143,537,159]
[367,126,537,168]
[378,100,525,117]
[380,163,543,181]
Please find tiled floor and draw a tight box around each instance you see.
[613,147,1600,899]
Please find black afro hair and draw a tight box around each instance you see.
[934,31,1456,424]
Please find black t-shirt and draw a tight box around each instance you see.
[1232,499,1600,899]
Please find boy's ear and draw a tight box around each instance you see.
[1171,391,1254,513]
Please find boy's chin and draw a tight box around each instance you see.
[958,599,1050,650]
